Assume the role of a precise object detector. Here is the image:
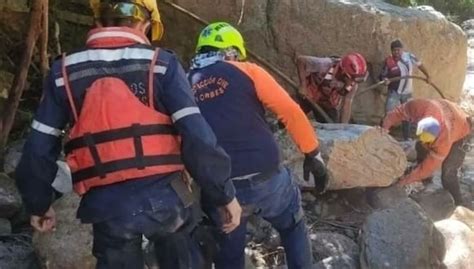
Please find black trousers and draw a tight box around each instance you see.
[416,138,467,205]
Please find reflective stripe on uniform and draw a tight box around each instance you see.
[56,63,169,84]
[231,172,260,180]
[55,78,65,87]
[68,64,149,82]
[154,65,167,74]
[31,120,62,136]
[171,107,200,122]
[64,48,155,66]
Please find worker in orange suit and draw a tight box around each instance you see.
[382,98,472,205]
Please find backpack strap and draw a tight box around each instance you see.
[61,53,79,121]
[148,48,160,110]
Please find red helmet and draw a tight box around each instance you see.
[339,53,368,82]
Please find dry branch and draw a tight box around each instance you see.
[0,0,45,168]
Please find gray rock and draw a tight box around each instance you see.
[366,185,409,210]
[0,234,40,269]
[0,218,11,235]
[161,0,467,124]
[0,173,22,218]
[3,139,24,174]
[360,199,445,269]
[278,124,406,190]
[33,193,95,269]
[411,190,455,221]
[313,254,358,269]
[310,232,359,262]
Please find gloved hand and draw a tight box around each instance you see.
[303,151,328,194]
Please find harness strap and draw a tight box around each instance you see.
[61,53,79,121]
[132,123,146,170]
[83,133,106,179]
[148,48,160,110]
[65,123,178,154]
[72,154,182,183]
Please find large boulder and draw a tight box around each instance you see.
[0,173,22,219]
[160,0,467,124]
[33,193,95,269]
[277,123,406,190]
[435,218,474,269]
[360,199,445,269]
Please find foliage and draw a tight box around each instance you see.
[386,0,474,24]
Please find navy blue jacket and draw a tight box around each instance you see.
[188,60,319,178]
[15,28,235,223]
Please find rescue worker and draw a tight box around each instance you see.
[15,1,242,268]
[188,22,328,269]
[296,52,368,123]
[382,98,471,206]
[380,39,431,140]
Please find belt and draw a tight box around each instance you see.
[231,167,281,188]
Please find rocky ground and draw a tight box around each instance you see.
[0,9,472,269]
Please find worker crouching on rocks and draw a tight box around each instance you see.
[382,98,472,206]
[188,22,329,269]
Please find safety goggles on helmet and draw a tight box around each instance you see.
[97,2,151,21]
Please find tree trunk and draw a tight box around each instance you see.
[0,0,44,170]
[40,0,49,77]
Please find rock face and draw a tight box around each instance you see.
[360,199,445,269]
[160,0,467,124]
[277,123,407,190]
[0,234,40,269]
[33,193,95,269]
[0,173,22,219]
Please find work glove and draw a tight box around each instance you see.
[303,151,329,194]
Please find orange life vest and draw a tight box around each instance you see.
[306,59,344,110]
[61,49,184,195]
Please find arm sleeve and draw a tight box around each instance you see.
[248,63,319,154]
[15,69,68,216]
[402,146,448,183]
[158,55,235,206]
[410,53,422,67]
[298,56,328,74]
[382,102,410,130]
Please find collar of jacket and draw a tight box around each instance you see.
[86,27,151,48]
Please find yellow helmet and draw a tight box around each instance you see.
[196,22,247,60]
[89,0,164,41]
